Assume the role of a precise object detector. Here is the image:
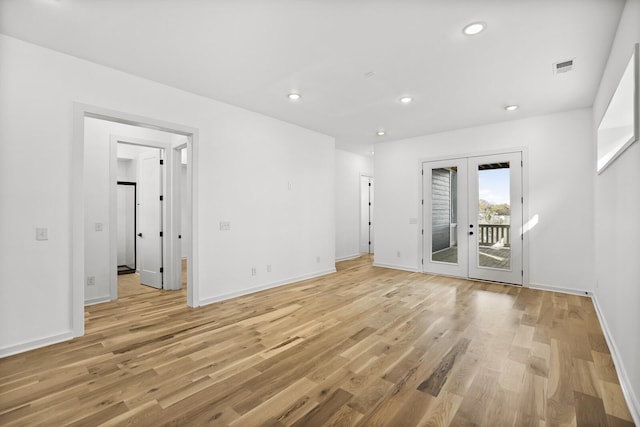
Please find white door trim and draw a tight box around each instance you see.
[171,142,189,292]
[72,103,200,338]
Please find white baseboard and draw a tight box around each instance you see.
[198,268,337,306]
[0,331,74,358]
[84,296,112,306]
[591,294,640,426]
[528,282,591,297]
[335,253,361,262]
[372,262,419,272]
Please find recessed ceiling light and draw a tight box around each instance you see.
[376,130,386,136]
[400,96,413,104]
[505,105,519,111]
[463,22,486,36]
[288,93,301,101]
[371,151,375,155]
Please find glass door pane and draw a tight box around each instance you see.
[431,167,458,264]
[477,163,511,270]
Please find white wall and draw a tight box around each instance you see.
[592,0,640,421]
[374,108,595,292]
[335,149,373,261]
[0,35,335,356]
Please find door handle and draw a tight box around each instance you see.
[469,224,474,228]
[137,233,142,237]
[469,231,474,236]
[178,235,182,239]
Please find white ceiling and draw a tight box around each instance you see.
[0,0,626,156]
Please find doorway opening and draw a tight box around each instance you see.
[73,104,198,338]
[360,175,374,254]
[422,152,524,285]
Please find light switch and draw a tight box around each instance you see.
[219,221,231,231]
[95,222,103,232]
[36,227,48,241]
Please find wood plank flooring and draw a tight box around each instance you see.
[0,255,634,426]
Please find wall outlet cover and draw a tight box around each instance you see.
[36,227,48,241]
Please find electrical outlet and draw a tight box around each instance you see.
[87,276,96,286]
[316,256,320,263]
[396,251,401,258]
[219,221,231,231]
[251,267,256,276]
[267,264,272,273]
[36,227,48,241]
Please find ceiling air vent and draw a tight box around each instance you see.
[553,59,574,74]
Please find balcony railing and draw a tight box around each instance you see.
[478,224,510,246]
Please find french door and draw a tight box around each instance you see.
[422,152,523,285]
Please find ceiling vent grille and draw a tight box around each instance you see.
[553,59,574,74]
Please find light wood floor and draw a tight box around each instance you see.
[0,256,634,426]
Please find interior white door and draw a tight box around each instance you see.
[423,158,468,277]
[360,176,373,253]
[138,149,163,289]
[468,152,523,285]
[422,152,523,285]
[368,178,374,254]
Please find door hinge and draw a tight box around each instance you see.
[421,199,423,205]
[160,231,163,237]
[368,241,371,245]
[521,270,524,276]
[160,195,164,201]
[369,202,372,206]
[421,229,424,235]
[160,159,164,165]
[521,196,523,204]
[160,267,163,273]
[421,258,424,264]
[368,182,371,187]
[369,221,372,226]
[521,160,523,167]
[521,233,523,240]
[421,169,424,176]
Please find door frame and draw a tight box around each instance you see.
[419,148,530,287]
[72,103,199,338]
[171,142,189,291]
